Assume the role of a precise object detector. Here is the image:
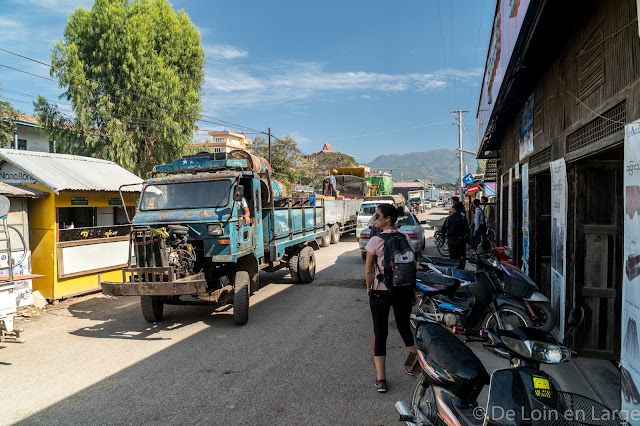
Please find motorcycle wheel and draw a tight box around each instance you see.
[482,306,533,330]
[411,375,438,424]
[530,302,556,332]
[436,239,449,256]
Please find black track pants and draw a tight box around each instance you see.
[370,288,415,357]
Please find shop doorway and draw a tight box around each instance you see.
[513,181,523,268]
[573,159,623,359]
[532,172,552,297]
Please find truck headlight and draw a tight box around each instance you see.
[207,224,223,236]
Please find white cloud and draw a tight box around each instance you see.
[11,0,92,15]
[204,44,249,60]
[201,60,458,112]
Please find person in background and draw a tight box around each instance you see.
[327,169,338,197]
[364,204,417,393]
[472,198,486,249]
[441,202,471,267]
[450,196,466,217]
[237,197,250,224]
[481,196,490,220]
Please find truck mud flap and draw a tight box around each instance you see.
[101,273,207,296]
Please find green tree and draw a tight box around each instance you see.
[301,152,358,192]
[0,85,22,147]
[35,0,205,177]
[251,135,302,188]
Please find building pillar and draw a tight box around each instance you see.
[13,130,17,150]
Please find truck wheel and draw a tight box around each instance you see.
[141,296,164,322]
[330,224,340,244]
[319,225,331,247]
[289,251,300,283]
[233,270,250,325]
[298,246,316,283]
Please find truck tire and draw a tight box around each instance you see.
[289,251,301,283]
[330,224,340,244]
[319,225,331,247]
[298,246,316,283]
[233,270,250,325]
[141,296,164,322]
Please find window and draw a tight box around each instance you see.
[49,141,55,153]
[17,139,26,150]
[215,137,224,143]
[214,147,222,153]
[140,180,232,211]
[228,138,233,143]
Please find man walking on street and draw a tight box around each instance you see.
[472,198,486,250]
[442,202,470,268]
[327,169,338,197]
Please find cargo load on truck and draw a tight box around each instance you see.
[365,176,393,195]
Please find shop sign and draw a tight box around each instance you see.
[478,0,532,147]
[71,197,88,206]
[108,197,122,206]
[467,184,480,193]
[550,159,567,339]
[59,224,131,242]
[0,164,38,185]
[622,119,640,417]
[462,173,474,185]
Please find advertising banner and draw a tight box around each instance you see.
[508,168,513,250]
[477,0,532,150]
[550,159,567,338]
[519,94,534,160]
[622,120,640,420]
[522,163,529,275]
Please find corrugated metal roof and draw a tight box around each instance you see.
[0,149,143,194]
[0,182,48,198]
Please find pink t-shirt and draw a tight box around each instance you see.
[365,229,414,291]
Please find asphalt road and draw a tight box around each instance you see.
[2,208,449,426]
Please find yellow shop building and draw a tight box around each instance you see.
[0,149,142,300]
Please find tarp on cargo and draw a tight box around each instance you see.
[366,176,393,195]
[324,175,367,197]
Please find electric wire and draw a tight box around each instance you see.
[449,0,457,108]
[466,0,486,111]
[303,120,451,145]
[436,0,453,110]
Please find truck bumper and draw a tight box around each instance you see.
[101,272,207,296]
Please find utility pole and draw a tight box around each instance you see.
[451,110,469,198]
[268,127,271,165]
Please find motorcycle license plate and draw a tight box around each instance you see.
[533,376,551,398]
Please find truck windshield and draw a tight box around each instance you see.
[360,204,378,215]
[140,180,232,210]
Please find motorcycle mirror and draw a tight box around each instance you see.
[563,306,585,343]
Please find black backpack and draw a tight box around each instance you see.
[375,232,416,291]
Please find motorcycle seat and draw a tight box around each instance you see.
[423,256,460,267]
[416,271,458,288]
[416,322,489,385]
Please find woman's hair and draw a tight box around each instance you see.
[377,203,405,224]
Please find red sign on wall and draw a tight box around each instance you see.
[467,184,480,193]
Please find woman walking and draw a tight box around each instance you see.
[364,203,417,393]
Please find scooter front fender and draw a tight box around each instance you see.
[495,294,529,311]
[525,292,550,303]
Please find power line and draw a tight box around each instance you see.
[467,0,486,111]
[304,120,450,145]
[436,0,453,110]
[449,0,457,108]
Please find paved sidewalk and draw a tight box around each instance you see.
[419,208,622,412]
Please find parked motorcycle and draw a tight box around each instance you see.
[396,296,627,426]
[421,252,555,333]
[414,269,534,332]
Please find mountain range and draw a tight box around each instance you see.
[364,149,477,184]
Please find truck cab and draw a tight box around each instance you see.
[102,152,325,325]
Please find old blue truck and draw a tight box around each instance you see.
[101,151,325,325]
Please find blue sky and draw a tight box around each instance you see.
[0,0,493,165]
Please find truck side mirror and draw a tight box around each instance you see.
[234,185,245,202]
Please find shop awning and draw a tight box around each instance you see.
[0,149,143,194]
[0,182,48,198]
